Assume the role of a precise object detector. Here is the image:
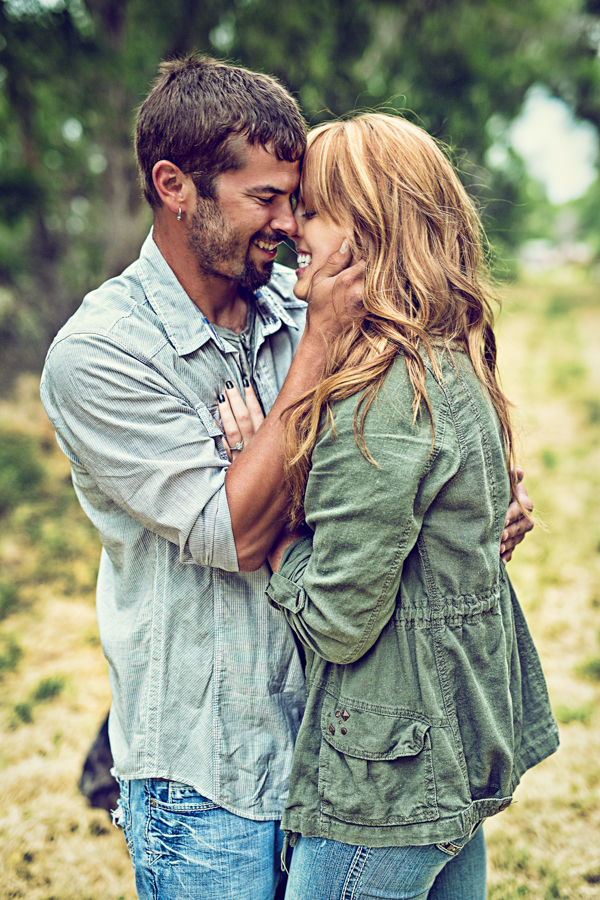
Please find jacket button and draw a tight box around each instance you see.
[499,799,512,812]
[341,728,347,735]
[329,724,335,735]
[341,710,350,721]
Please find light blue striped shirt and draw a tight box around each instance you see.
[41,230,307,820]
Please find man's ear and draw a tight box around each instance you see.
[152,160,196,218]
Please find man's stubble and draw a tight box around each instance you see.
[187,195,274,293]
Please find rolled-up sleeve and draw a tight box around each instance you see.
[41,332,240,571]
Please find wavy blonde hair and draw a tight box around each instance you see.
[284,113,520,527]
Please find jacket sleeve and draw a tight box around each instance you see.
[41,332,239,571]
[266,371,460,664]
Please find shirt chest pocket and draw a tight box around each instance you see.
[318,701,439,826]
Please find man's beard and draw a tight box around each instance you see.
[187,196,276,293]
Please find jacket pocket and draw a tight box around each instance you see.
[319,701,439,826]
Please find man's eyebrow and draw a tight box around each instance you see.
[244,185,289,195]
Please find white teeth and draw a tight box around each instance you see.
[297,253,312,268]
[255,240,278,251]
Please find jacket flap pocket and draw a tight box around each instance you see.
[322,703,429,760]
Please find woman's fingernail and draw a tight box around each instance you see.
[218,393,225,403]
[502,530,508,542]
[225,380,234,390]
[242,377,250,388]
[340,239,349,253]
[500,544,505,554]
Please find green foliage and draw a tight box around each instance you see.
[30,674,66,703]
[553,701,594,725]
[10,674,66,726]
[0,429,45,515]
[0,579,20,620]
[575,656,600,682]
[0,631,22,676]
[0,0,599,388]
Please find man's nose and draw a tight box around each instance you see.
[271,198,298,236]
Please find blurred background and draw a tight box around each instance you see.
[0,1,599,898]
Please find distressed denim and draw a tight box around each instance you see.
[285,827,486,900]
[116,778,286,900]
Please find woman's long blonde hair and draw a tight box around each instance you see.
[285,113,518,526]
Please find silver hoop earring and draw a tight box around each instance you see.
[177,206,182,221]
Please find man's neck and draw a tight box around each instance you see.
[153,220,248,333]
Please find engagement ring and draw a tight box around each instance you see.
[234,440,244,451]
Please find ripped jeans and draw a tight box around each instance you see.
[115,778,286,900]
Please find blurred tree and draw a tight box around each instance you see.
[0,0,599,389]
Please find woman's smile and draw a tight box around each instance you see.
[292,203,347,300]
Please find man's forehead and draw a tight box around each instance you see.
[221,138,301,191]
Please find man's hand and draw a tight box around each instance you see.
[501,468,534,564]
[223,241,366,571]
[304,241,366,342]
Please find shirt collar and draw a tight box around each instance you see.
[137,229,296,357]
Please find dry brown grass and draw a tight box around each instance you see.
[0,272,598,899]
[0,377,136,900]
[485,274,600,899]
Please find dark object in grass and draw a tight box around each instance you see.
[79,714,119,815]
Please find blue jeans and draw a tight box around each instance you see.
[115,778,286,900]
[284,826,486,900]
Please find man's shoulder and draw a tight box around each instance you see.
[45,258,164,368]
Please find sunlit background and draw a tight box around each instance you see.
[0,1,599,898]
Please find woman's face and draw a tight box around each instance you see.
[291,198,347,302]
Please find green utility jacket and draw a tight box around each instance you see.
[267,349,558,847]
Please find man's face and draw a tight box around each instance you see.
[187,141,300,292]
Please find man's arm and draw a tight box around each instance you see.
[225,244,365,571]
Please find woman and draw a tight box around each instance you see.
[260,114,558,899]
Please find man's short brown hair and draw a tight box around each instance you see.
[135,54,306,208]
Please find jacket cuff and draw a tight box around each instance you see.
[266,573,306,612]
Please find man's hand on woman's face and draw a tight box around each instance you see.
[305,241,366,341]
[501,468,534,564]
[217,379,265,461]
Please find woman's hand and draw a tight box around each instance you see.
[218,378,265,461]
[501,468,534,563]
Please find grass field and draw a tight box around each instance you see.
[0,272,599,899]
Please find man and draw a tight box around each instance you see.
[41,55,531,899]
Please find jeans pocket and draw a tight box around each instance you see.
[146,782,222,868]
[318,700,439,826]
